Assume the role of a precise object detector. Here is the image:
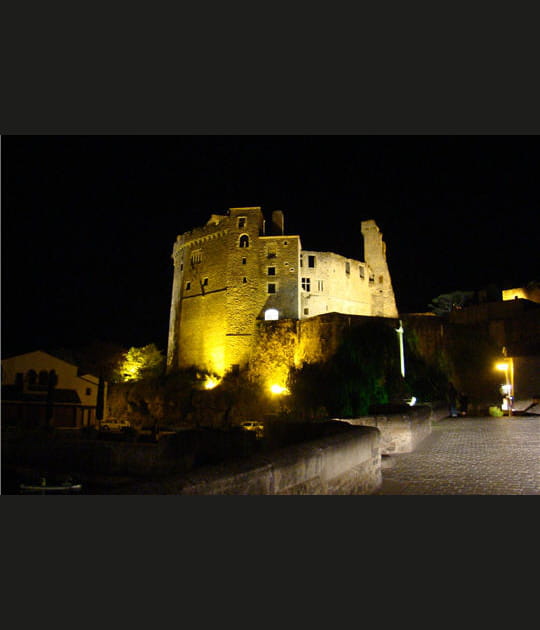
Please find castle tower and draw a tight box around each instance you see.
[166,207,301,376]
[361,220,398,317]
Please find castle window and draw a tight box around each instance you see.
[304,308,309,315]
[203,277,209,286]
[267,243,277,258]
[283,241,288,246]
[267,283,277,294]
[242,257,247,265]
[301,277,311,292]
[237,216,247,229]
[379,275,384,284]
[191,250,202,265]
[27,369,37,386]
[267,266,276,276]
[239,234,250,248]
[86,388,91,396]
[264,308,279,321]
[308,255,316,268]
[180,263,184,271]
[359,265,365,279]
[369,274,375,284]
[345,262,350,275]
[186,281,191,291]
[243,277,247,283]
[317,280,324,292]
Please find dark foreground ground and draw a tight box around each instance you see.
[377,416,540,495]
[3,415,539,495]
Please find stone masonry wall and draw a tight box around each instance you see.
[145,425,382,495]
[337,404,435,454]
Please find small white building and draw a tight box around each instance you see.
[1,350,106,429]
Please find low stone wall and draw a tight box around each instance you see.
[133,425,382,495]
[336,404,437,455]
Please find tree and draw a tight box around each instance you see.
[113,344,165,382]
[429,290,474,315]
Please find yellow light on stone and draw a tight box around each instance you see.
[270,384,288,395]
[204,377,220,390]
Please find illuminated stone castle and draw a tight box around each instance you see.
[167,207,398,376]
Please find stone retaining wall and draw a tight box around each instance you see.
[134,425,382,495]
[336,404,439,455]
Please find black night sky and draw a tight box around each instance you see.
[3,135,540,358]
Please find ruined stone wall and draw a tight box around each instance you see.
[298,251,373,318]
[361,220,398,318]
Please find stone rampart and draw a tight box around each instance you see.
[136,425,382,495]
[336,404,437,454]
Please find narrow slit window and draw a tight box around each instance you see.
[267,283,277,294]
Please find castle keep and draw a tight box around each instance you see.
[167,207,398,377]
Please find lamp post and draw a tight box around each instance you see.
[395,320,405,378]
[495,360,514,417]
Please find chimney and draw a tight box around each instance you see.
[271,210,285,235]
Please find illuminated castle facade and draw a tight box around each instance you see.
[167,207,398,376]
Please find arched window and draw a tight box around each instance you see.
[239,234,250,248]
[27,369,37,385]
[264,308,279,321]
[38,370,49,386]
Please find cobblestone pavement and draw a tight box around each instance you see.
[376,416,540,495]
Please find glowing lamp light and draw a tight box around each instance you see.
[495,362,509,372]
[270,384,288,395]
[203,376,220,390]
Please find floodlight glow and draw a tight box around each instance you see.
[203,376,221,390]
[270,384,288,395]
[495,362,509,371]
